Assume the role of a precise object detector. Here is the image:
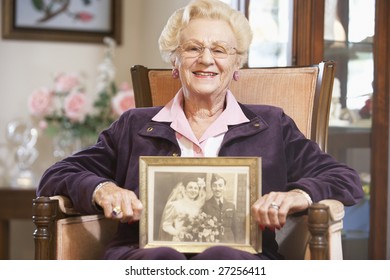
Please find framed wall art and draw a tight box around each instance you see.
[139,156,262,254]
[2,0,122,44]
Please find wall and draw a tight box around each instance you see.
[0,0,189,259]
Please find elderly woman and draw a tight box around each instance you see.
[37,0,363,260]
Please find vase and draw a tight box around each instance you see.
[6,119,39,188]
[52,130,82,160]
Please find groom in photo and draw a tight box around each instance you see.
[202,173,239,243]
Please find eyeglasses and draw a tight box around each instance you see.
[177,40,237,59]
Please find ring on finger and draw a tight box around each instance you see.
[112,206,122,216]
[269,202,280,211]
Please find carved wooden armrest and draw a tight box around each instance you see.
[33,196,61,259]
[33,195,115,260]
[317,199,345,259]
[33,195,88,260]
[308,199,344,260]
[50,195,80,215]
[318,199,345,222]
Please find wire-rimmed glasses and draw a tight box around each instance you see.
[177,40,237,59]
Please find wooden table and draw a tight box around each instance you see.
[0,187,37,260]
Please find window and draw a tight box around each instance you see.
[222,0,293,67]
[247,0,293,67]
[324,0,375,112]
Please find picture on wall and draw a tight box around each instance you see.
[2,0,122,44]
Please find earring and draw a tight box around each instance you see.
[172,69,179,79]
[233,71,239,81]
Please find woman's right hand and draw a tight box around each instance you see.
[93,182,143,224]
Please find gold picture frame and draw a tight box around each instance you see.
[2,0,122,44]
[139,156,262,254]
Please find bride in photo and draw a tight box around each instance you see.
[159,174,206,241]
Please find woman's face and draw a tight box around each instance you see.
[174,18,240,100]
[185,181,200,200]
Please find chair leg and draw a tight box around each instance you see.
[308,203,330,260]
[32,196,59,260]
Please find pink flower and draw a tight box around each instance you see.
[111,89,135,116]
[75,12,94,22]
[64,91,90,122]
[54,73,80,93]
[119,82,131,91]
[38,120,48,131]
[28,87,54,117]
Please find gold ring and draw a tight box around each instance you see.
[112,206,122,216]
[269,202,280,211]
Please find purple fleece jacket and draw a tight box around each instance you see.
[37,104,364,257]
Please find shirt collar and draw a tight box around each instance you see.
[152,89,249,127]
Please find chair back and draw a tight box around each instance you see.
[131,61,335,151]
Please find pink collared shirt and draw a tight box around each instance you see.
[152,90,249,157]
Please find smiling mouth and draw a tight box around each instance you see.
[193,71,218,77]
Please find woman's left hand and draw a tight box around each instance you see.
[251,190,310,230]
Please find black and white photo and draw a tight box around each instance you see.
[139,156,262,254]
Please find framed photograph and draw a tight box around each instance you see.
[2,0,122,44]
[139,156,262,254]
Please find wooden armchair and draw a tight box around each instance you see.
[132,61,344,260]
[33,61,344,260]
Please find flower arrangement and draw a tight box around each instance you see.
[181,212,224,242]
[28,38,135,149]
